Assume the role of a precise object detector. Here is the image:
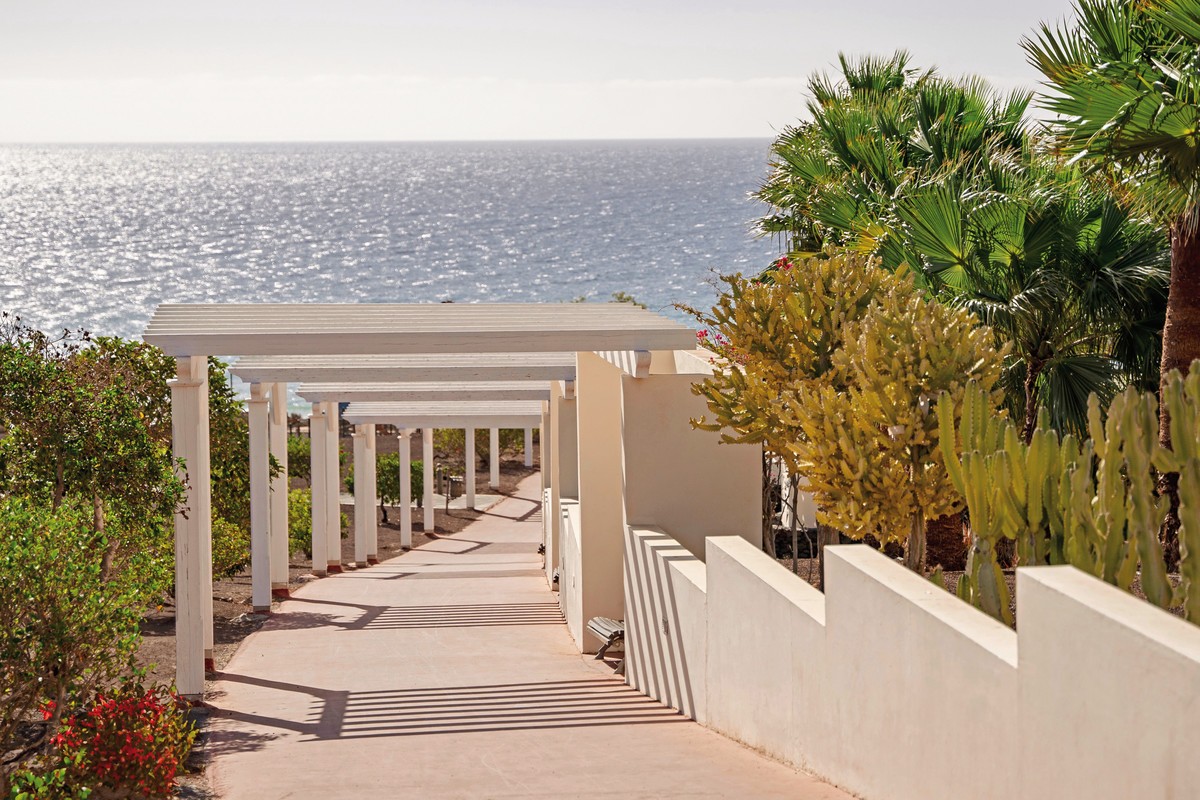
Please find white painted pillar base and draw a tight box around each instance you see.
[248,384,271,612]
[324,401,342,573]
[525,427,534,467]
[490,427,500,489]
[309,404,328,578]
[353,426,369,568]
[465,427,476,510]
[268,382,289,597]
[171,356,210,698]
[399,429,412,550]
[423,428,435,532]
[366,424,378,564]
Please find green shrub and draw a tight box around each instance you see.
[286,488,348,558]
[287,435,311,485]
[0,500,147,786]
[210,516,250,579]
[6,756,90,800]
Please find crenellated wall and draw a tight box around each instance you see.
[624,529,1200,800]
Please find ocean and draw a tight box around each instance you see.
[0,140,780,341]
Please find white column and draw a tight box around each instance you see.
[197,362,214,669]
[248,384,271,612]
[398,429,412,550]
[366,424,378,563]
[268,382,289,596]
[524,427,534,467]
[352,425,369,567]
[324,401,342,573]
[422,428,435,531]
[490,427,500,488]
[309,404,328,577]
[540,404,550,495]
[170,356,209,698]
[465,426,476,510]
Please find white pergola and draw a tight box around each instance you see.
[340,399,544,554]
[146,303,694,698]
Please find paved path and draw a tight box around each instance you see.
[206,475,849,799]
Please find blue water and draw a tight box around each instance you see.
[0,140,779,340]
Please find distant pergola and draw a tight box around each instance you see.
[144,303,694,697]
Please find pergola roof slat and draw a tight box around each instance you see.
[144,303,694,356]
[230,353,578,383]
[342,400,544,428]
[297,381,551,402]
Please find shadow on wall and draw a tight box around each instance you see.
[624,526,707,722]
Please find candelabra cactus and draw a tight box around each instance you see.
[941,362,1200,624]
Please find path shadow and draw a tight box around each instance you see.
[270,597,564,630]
[326,678,685,739]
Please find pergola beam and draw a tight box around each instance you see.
[145,304,694,356]
[231,354,577,384]
[297,381,551,403]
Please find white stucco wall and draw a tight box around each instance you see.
[1017,567,1200,799]
[624,526,708,722]
[560,499,583,646]
[620,373,761,558]
[572,352,626,653]
[621,530,1199,800]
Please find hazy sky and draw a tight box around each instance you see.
[0,0,1078,142]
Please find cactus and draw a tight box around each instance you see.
[939,373,1200,623]
[1160,364,1200,621]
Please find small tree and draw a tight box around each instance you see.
[371,453,429,517]
[685,252,1005,573]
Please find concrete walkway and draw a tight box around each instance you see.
[205,476,849,799]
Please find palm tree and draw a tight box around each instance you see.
[756,53,1168,439]
[1025,0,1200,563]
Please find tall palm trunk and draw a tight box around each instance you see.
[1022,359,1045,445]
[1159,222,1200,568]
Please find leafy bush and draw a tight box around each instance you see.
[49,681,196,799]
[286,489,347,558]
[210,516,250,579]
[6,756,90,800]
[434,428,523,469]
[0,500,148,786]
[287,435,311,485]
[344,456,424,520]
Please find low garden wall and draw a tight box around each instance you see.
[623,528,1200,800]
[559,500,583,647]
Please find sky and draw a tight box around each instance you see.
[0,0,1079,143]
